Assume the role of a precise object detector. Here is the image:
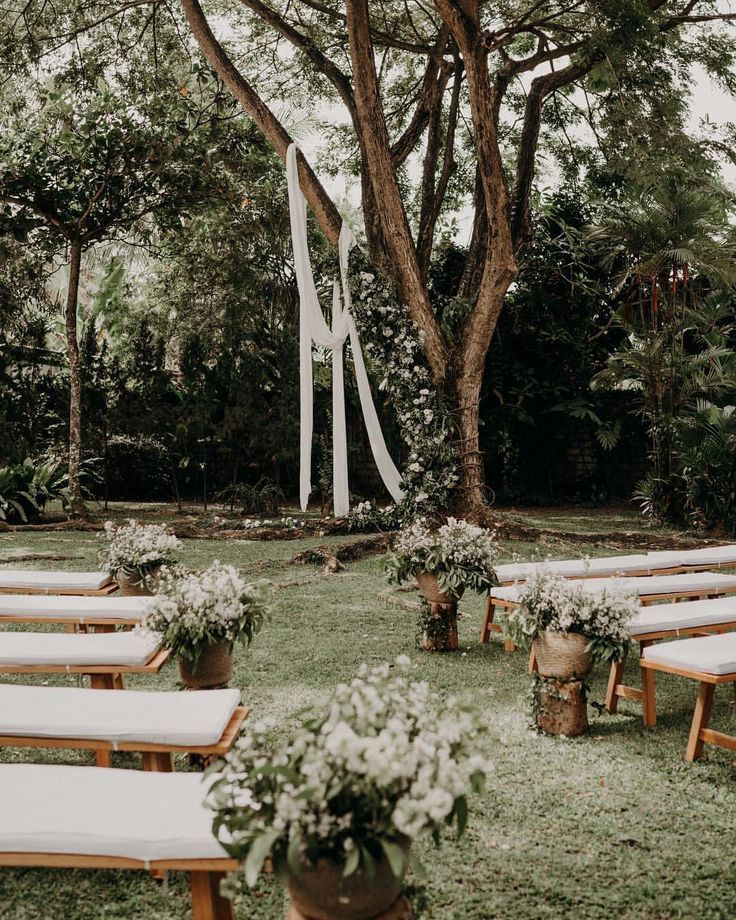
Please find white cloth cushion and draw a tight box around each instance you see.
[0,595,152,623]
[0,685,240,746]
[0,630,160,667]
[0,570,113,591]
[0,764,227,861]
[675,544,736,567]
[629,597,736,636]
[492,572,736,604]
[642,632,736,675]
[495,554,655,583]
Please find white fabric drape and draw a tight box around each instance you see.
[286,144,403,517]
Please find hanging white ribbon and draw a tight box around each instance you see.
[286,144,403,517]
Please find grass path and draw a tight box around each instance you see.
[0,517,734,918]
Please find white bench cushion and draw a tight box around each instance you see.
[629,597,736,636]
[675,544,736,567]
[0,630,161,666]
[0,571,113,591]
[0,764,227,861]
[0,595,151,623]
[495,554,657,583]
[492,572,736,604]
[0,685,240,746]
[642,633,736,675]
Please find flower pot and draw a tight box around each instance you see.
[415,572,461,606]
[287,843,409,920]
[535,678,588,737]
[117,567,160,597]
[178,641,234,689]
[532,631,592,680]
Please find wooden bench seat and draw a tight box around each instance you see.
[0,764,237,919]
[0,594,152,632]
[0,570,116,595]
[0,684,248,769]
[640,633,736,761]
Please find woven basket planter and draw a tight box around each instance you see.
[286,841,410,920]
[532,631,592,680]
[117,567,160,597]
[535,678,588,737]
[179,641,233,689]
[415,572,462,606]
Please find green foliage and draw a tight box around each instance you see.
[217,479,283,515]
[0,457,70,522]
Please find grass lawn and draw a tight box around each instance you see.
[0,507,735,919]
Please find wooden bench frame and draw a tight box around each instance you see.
[0,705,249,770]
[481,586,736,647]
[0,582,117,596]
[0,854,237,919]
[0,614,142,634]
[639,657,736,761]
[0,647,170,690]
[495,559,736,587]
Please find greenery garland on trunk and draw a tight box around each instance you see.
[347,248,456,522]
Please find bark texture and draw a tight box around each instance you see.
[64,239,86,518]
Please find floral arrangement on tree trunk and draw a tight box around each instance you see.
[502,569,637,664]
[207,657,491,914]
[143,561,269,670]
[347,250,457,521]
[100,519,181,587]
[387,518,499,600]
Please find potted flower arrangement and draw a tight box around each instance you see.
[387,518,498,651]
[100,519,181,595]
[143,561,270,689]
[503,569,637,735]
[208,657,491,919]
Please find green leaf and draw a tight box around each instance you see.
[244,829,281,887]
[286,834,303,878]
[379,840,407,879]
[342,845,360,877]
[455,795,468,838]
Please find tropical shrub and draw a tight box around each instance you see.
[0,458,70,522]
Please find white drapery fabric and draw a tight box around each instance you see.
[286,144,403,517]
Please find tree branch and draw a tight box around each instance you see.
[345,0,447,380]
[179,0,342,246]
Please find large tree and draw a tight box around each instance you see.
[5,0,735,517]
[0,46,253,514]
[171,0,736,516]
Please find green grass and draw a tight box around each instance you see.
[0,509,735,918]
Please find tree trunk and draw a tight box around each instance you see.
[65,239,87,519]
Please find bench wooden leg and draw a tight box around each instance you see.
[605,655,627,713]
[142,752,175,772]
[90,674,115,691]
[686,681,715,762]
[112,672,125,690]
[480,598,494,644]
[190,871,234,920]
[641,667,657,727]
[95,750,112,768]
[528,646,538,674]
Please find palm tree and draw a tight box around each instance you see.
[589,183,736,521]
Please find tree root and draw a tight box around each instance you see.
[290,534,392,569]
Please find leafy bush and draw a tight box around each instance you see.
[217,477,282,514]
[100,435,172,501]
[677,403,736,534]
[0,458,70,523]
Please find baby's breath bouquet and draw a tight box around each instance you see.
[387,517,498,598]
[208,657,491,903]
[100,519,181,580]
[143,561,269,665]
[504,568,637,662]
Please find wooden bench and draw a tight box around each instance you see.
[481,572,736,647]
[0,571,116,596]
[0,594,151,633]
[0,630,168,689]
[0,763,237,919]
[0,684,248,769]
[639,633,736,761]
